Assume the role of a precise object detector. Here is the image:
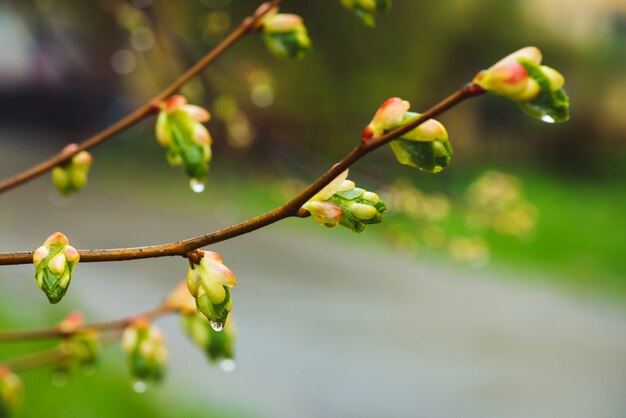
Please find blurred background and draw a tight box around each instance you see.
[0,0,625,417]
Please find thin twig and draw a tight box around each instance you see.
[0,83,484,266]
[0,0,283,195]
[0,305,175,343]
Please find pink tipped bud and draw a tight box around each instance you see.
[164,95,188,112]
[473,47,543,102]
[44,232,70,246]
[363,97,411,142]
[72,150,93,166]
[183,104,211,123]
[59,311,84,333]
[302,201,344,228]
[48,253,67,275]
[264,14,303,33]
[33,245,49,267]
[64,245,80,263]
[310,169,349,201]
[164,281,197,315]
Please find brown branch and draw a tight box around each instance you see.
[0,0,283,195]
[0,305,175,343]
[0,83,484,266]
[1,332,123,373]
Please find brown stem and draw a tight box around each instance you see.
[0,0,283,195]
[0,83,484,266]
[0,305,175,343]
[1,332,123,373]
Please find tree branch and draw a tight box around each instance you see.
[0,0,283,195]
[0,83,484,266]
[0,305,175,343]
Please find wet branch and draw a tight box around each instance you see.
[0,0,283,195]
[0,83,485,266]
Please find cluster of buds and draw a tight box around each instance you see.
[363,98,452,173]
[57,312,101,373]
[473,46,569,123]
[340,0,392,27]
[260,10,311,59]
[33,232,80,304]
[121,318,168,384]
[302,169,386,233]
[155,95,212,191]
[51,144,93,197]
[0,368,22,418]
[186,251,236,330]
[182,312,236,364]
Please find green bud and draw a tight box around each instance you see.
[517,59,570,123]
[302,170,386,233]
[52,144,93,197]
[155,95,212,191]
[262,14,311,59]
[122,318,168,384]
[33,232,80,304]
[0,368,22,418]
[182,312,236,364]
[340,0,392,27]
[473,47,569,123]
[186,251,236,329]
[389,113,452,173]
[56,312,101,372]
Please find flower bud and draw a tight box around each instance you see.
[33,232,79,304]
[186,251,236,329]
[302,169,386,233]
[182,312,236,363]
[0,367,22,418]
[389,114,452,173]
[122,318,167,383]
[301,201,343,228]
[340,0,392,27]
[57,313,101,371]
[262,14,311,59]
[52,144,93,197]
[473,47,569,123]
[362,97,410,143]
[155,95,212,190]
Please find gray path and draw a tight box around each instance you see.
[1,145,625,418]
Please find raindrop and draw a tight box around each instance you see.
[133,380,148,393]
[219,359,236,372]
[209,320,224,332]
[111,50,136,75]
[51,371,68,387]
[541,114,556,124]
[190,178,205,193]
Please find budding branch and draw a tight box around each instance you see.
[0,83,484,266]
[0,0,283,194]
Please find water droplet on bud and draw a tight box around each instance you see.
[190,178,205,193]
[220,359,236,372]
[209,320,224,332]
[133,380,148,393]
[540,114,555,124]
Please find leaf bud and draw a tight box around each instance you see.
[261,14,311,59]
[182,312,236,364]
[155,95,212,190]
[52,144,93,197]
[473,47,569,123]
[340,0,392,27]
[33,232,79,304]
[122,318,168,384]
[186,251,236,329]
